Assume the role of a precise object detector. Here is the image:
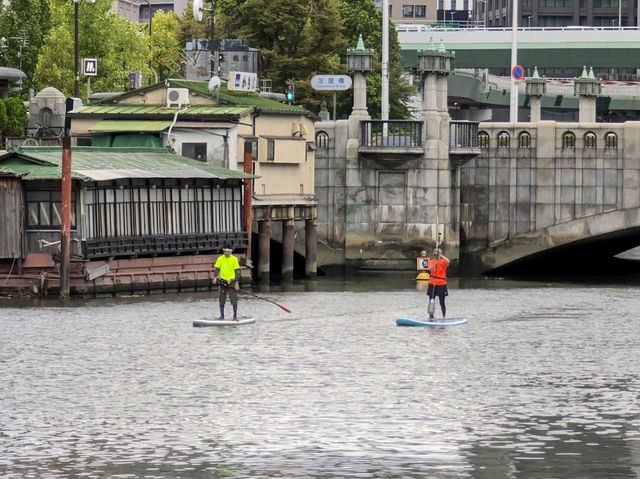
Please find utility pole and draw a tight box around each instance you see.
[510,0,518,123]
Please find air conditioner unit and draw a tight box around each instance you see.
[166,88,190,108]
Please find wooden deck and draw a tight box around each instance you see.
[0,253,250,297]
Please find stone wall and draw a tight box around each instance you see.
[460,121,640,273]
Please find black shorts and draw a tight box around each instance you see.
[427,283,448,299]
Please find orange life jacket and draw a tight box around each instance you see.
[428,258,448,286]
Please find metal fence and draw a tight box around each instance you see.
[449,120,479,150]
[360,120,423,148]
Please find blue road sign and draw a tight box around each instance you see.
[511,65,524,81]
[83,58,98,77]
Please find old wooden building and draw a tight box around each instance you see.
[0,146,254,296]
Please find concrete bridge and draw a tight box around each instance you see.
[460,121,640,274]
[314,42,640,275]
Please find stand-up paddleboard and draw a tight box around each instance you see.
[193,316,255,327]
[396,317,467,327]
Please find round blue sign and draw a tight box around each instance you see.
[511,65,524,81]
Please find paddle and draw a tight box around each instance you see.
[239,288,292,313]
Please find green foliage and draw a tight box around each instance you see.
[178,2,210,47]
[0,101,8,134]
[216,0,413,118]
[217,0,346,110]
[337,0,414,119]
[2,97,28,137]
[149,11,183,81]
[33,0,151,98]
[0,0,51,91]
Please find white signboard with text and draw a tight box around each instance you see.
[227,71,258,92]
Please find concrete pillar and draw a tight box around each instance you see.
[578,96,596,123]
[305,217,317,278]
[352,71,368,117]
[574,67,600,123]
[281,219,295,282]
[258,219,270,283]
[530,96,542,122]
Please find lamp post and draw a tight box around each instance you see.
[72,0,95,98]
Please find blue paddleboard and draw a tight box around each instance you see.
[396,317,467,327]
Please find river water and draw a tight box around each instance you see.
[1,275,639,478]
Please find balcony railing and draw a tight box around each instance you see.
[360,120,423,148]
[450,120,479,150]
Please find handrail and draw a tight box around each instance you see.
[450,120,479,150]
[360,120,423,148]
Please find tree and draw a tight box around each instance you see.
[217,0,346,109]
[149,11,183,81]
[177,2,210,48]
[338,0,414,119]
[0,101,8,142]
[0,0,51,92]
[3,97,28,137]
[33,0,151,98]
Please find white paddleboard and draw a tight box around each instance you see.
[193,316,255,327]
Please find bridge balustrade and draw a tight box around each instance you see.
[450,121,479,150]
[360,120,423,148]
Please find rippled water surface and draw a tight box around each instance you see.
[1,277,639,478]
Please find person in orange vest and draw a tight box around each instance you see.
[426,247,450,320]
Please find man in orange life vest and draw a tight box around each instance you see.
[426,247,450,320]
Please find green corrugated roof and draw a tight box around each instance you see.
[170,79,308,113]
[73,104,252,116]
[89,120,173,132]
[78,79,311,116]
[0,146,256,181]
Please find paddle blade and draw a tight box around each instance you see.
[278,304,292,313]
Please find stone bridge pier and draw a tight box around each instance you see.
[460,121,640,274]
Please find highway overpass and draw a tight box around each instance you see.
[398,25,640,69]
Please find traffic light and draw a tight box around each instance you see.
[285,82,295,103]
[218,52,225,63]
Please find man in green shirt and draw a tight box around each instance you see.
[212,245,241,320]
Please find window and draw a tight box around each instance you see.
[76,137,92,146]
[403,5,414,17]
[497,131,510,148]
[518,131,531,148]
[584,132,596,149]
[316,131,330,149]
[250,139,258,161]
[415,5,426,17]
[182,142,207,162]
[26,190,76,229]
[562,131,576,149]
[478,131,489,148]
[438,0,443,9]
[267,139,275,161]
[605,132,618,149]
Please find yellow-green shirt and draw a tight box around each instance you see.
[215,254,240,281]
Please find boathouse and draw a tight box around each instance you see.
[67,79,319,281]
[0,146,254,296]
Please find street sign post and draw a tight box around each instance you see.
[82,58,97,99]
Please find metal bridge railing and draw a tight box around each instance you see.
[360,120,423,148]
[450,120,479,150]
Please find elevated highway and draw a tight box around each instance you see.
[398,25,640,69]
